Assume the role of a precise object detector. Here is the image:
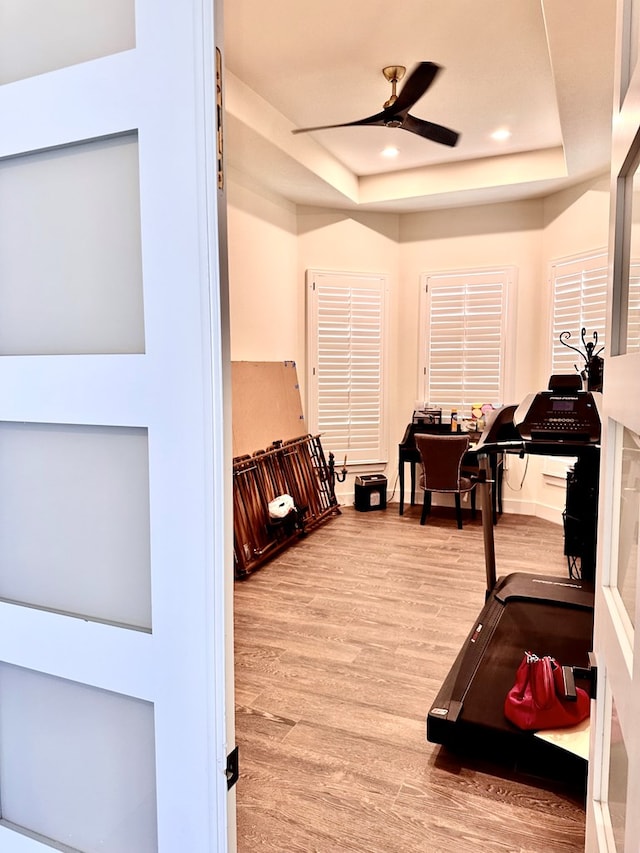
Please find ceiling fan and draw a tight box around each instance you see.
[291,62,459,147]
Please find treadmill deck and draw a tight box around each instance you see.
[427,572,594,785]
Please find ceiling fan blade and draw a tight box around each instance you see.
[388,62,441,115]
[292,109,388,134]
[401,113,459,147]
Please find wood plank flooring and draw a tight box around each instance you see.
[233,503,587,853]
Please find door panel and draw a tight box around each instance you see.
[0,1,229,850]
[615,428,640,628]
[586,2,640,848]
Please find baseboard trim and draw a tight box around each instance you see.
[380,493,564,527]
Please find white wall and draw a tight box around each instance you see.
[292,208,400,500]
[227,172,611,518]
[296,207,400,411]
[542,176,610,257]
[227,169,298,362]
[399,200,545,515]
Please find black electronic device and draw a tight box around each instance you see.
[354,474,387,512]
[514,388,601,444]
[412,408,442,425]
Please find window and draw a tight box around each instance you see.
[419,268,515,417]
[306,270,388,465]
[549,251,608,375]
[629,260,640,352]
[546,251,608,483]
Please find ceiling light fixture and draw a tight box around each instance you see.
[491,128,511,141]
[382,146,400,158]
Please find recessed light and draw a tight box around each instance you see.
[491,128,511,141]
[381,146,399,158]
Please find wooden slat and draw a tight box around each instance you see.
[233,434,339,577]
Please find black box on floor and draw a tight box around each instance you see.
[354,475,387,512]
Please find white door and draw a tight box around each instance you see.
[0,2,232,852]
[586,1,640,849]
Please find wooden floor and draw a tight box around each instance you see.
[233,502,587,853]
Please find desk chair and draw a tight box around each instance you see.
[415,433,477,529]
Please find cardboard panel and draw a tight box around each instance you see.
[231,361,306,457]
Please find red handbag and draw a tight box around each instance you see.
[504,651,590,731]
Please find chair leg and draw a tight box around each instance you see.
[420,490,431,525]
[455,493,463,529]
[471,488,476,519]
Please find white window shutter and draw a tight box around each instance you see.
[627,261,640,352]
[307,271,388,465]
[421,269,511,416]
[550,252,608,375]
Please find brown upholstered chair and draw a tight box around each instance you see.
[415,433,477,529]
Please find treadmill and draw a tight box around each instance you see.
[426,377,601,787]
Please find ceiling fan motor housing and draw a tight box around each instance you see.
[382,65,406,83]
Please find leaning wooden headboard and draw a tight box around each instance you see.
[231,360,306,457]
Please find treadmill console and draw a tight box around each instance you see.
[514,390,601,444]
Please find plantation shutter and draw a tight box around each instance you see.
[550,252,608,374]
[627,261,640,352]
[307,271,388,465]
[422,270,510,416]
